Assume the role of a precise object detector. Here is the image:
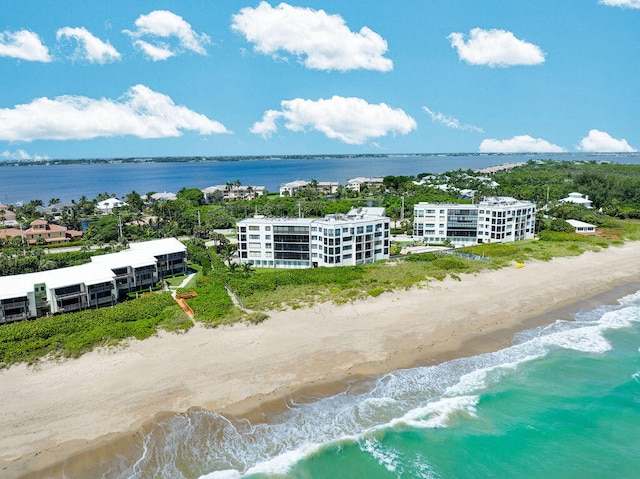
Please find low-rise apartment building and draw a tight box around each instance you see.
[236,208,390,268]
[413,197,536,247]
[0,238,187,323]
[279,180,339,197]
[202,185,266,202]
[345,177,384,193]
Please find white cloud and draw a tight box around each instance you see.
[423,106,483,133]
[56,27,121,64]
[124,10,210,60]
[0,84,230,142]
[251,96,416,145]
[577,129,636,152]
[599,0,640,8]
[133,40,175,61]
[231,2,393,72]
[479,135,565,153]
[1,149,49,161]
[0,30,52,62]
[448,28,545,67]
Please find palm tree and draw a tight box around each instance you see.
[240,262,254,276]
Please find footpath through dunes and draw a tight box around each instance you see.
[2,241,640,477]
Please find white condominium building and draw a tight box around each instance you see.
[413,197,536,247]
[236,208,390,268]
[0,238,187,323]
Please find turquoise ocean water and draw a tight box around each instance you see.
[101,288,640,479]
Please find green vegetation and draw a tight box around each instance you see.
[0,293,189,367]
[4,159,640,366]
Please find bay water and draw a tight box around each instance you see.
[88,286,640,479]
[3,152,640,205]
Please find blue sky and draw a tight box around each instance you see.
[0,0,638,160]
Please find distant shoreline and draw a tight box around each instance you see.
[2,151,639,167]
[2,241,640,477]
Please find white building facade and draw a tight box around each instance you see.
[413,197,536,247]
[0,238,187,323]
[236,208,390,268]
[345,177,384,193]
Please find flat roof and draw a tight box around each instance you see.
[0,238,186,301]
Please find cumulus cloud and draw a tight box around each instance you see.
[423,106,483,133]
[0,29,52,62]
[577,129,636,152]
[56,27,121,64]
[1,149,49,161]
[448,28,545,67]
[231,2,393,71]
[0,84,229,142]
[599,0,640,8]
[479,135,565,153]
[251,96,416,145]
[124,10,210,60]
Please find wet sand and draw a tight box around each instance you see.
[2,242,640,478]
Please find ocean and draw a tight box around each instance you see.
[87,285,640,479]
[3,152,640,205]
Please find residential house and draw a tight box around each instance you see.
[559,192,593,209]
[97,197,127,214]
[142,191,177,202]
[0,219,82,245]
[0,204,18,226]
[566,219,596,234]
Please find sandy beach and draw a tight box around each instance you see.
[2,241,640,478]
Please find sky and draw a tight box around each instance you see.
[0,0,639,160]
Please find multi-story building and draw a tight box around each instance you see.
[345,177,384,193]
[236,208,390,268]
[202,185,266,202]
[278,180,339,197]
[413,197,536,247]
[0,219,83,245]
[0,238,187,323]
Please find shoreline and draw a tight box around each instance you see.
[2,242,640,478]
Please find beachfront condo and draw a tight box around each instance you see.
[236,207,390,268]
[0,238,187,323]
[413,197,536,247]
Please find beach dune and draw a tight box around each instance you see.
[2,242,640,478]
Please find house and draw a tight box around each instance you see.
[413,197,536,247]
[236,207,390,269]
[0,219,82,245]
[559,192,593,209]
[566,219,596,234]
[345,177,384,193]
[202,185,266,202]
[96,197,127,214]
[0,204,18,226]
[35,203,72,219]
[142,191,177,202]
[0,237,187,323]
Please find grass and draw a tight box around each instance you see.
[0,293,191,367]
